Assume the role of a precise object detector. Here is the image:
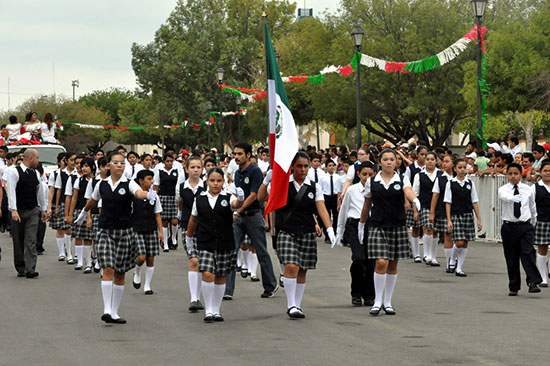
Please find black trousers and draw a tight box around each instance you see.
[501,222,542,291]
[322,195,338,238]
[346,218,375,300]
[36,212,47,252]
[11,207,40,274]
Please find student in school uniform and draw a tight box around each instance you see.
[412,151,442,266]
[75,152,159,324]
[498,162,542,295]
[405,146,427,263]
[47,153,67,260]
[306,154,326,184]
[429,154,455,272]
[132,170,163,295]
[85,157,109,273]
[35,163,48,255]
[444,158,482,277]
[54,153,77,264]
[319,160,342,244]
[153,155,180,252]
[185,168,245,322]
[532,160,550,286]
[336,161,376,306]
[124,151,140,180]
[358,149,421,316]
[177,156,206,311]
[259,152,336,319]
[63,155,84,266]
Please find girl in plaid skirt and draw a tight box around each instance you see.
[412,151,441,266]
[359,149,421,316]
[429,154,456,273]
[47,152,67,261]
[534,160,550,286]
[404,146,427,262]
[63,155,84,265]
[153,155,179,252]
[54,153,77,264]
[186,168,244,322]
[76,151,159,324]
[444,159,482,277]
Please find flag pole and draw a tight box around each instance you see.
[262,7,275,168]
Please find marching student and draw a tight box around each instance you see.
[63,154,84,265]
[54,152,77,264]
[319,159,342,244]
[358,149,420,316]
[35,163,48,255]
[498,163,542,295]
[444,158,482,277]
[429,154,455,272]
[75,151,158,324]
[533,160,550,287]
[124,151,140,180]
[307,154,326,184]
[177,156,206,311]
[259,152,336,319]
[132,170,163,295]
[412,151,441,266]
[405,146,426,263]
[153,155,180,251]
[85,157,109,273]
[185,168,245,322]
[48,152,67,260]
[336,161,376,306]
[66,158,96,272]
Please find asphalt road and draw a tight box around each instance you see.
[1,229,549,366]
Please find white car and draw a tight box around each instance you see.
[8,144,67,177]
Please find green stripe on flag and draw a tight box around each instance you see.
[264,23,291,111]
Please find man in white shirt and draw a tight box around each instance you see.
[319,160,342,243]
[257,148,270,175]
[306,154,326,184]
[498,162,541,296]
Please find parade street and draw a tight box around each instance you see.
[0,230,548,366]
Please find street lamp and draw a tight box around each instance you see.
[351,25,365,148]
[274,51,280,65]
[71,79,79,101]
[216,68,225,84]
[216,67,225,151]
[236,95,242,142]
[470,0,487,149]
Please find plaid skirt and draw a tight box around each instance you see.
[433,215,451,235]
[420,208,434,229]
[182,230,199,259]
[159,195,177,220]
[90,213,100,241]
[367,226,411,260]
[451,212,476,242]
[135,230,160,257]
[406,209,421,228]
[198,249,236,276]
[276,231,317,270]
[534,221,550,246]
[96,228,136,273]
[72,209,95,241]
[50,202,69,230]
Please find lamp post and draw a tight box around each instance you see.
[216,67,225,151]
[471,0,488,149]
[351,25,365,149]
[71,79,79,101]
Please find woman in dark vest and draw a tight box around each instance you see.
[47,152,67,261]
[359,149,420,316]
[405,146,427,263]
[76,152,158,324]
[153,155,179,252]
[186,168,244,322]
[54,152,76,264]
[533,160,550,286]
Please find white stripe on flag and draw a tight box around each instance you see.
[267,79,276,134]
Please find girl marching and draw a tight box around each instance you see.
[47,152,67,261]
[154,155,180,252]
[405,146,426,263]
[533,160,550,286]
[54,152,76,264]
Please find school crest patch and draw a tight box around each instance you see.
[308,192,314,199]
[118,188,127,195]
[244,177,250,184]
[221,199,228,207]
[149,199,156,205]
[394,184,401,190]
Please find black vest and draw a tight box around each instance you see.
[179,181,206,229]
[449,180,474,215]
[535,184,550,222]
[98,180,133,229]
[59,170,69,202]
[51,170,59,207]
[195,193,235,251]
[158,169,178,196]
[368,174,406,228]
[75,177,89,210]
[66,174,79,198]
[90,177,100,214]
[435,174,450,217]
[16,166,39,210]
[132,196,157,233]
[418,170,442,208]
[276,182,317,234]
[408,163,422,183]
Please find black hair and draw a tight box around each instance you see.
[36,162,44,175]
[349,151,357,158]
[97,157,108,168]
[186,155,202,168]
[206,167,224,179]
[0,146,7,153]
[162,154,174,162]
[95,149,104,155]
[310,154,321,161]
[164,146,176,154]
[291,151,310,166]
[107,151,124,162]
[25,112,33,122]
[416,145,428,154]
[340,146,348,155]
[127,151,140,159]
[75,154,86,162]
[425,151,437,160]
[453,158,467,167]
[140,153,152,162]
[330,147,338,154]
[523,152,535,163]
[510,137,519,145]
[135,169,154,184]
[115,145,127,152]
[478,150,486,157]
[540,160,550,171]
[378,148,397,160]
[9,115,17,124]
[501,153,513,165]
[357,161,375,174]
[344,159,353,165]
[533,145,545,155]
[506,162,523,174]
[234,142,252,156]
[467,141,477,148]
[80,157,97,175]
[326,159,336,166]
[6,153,13,160]
[57,152,67,163]
[494,151,503,159]
[18,148,27,155]
[204,157,216,167]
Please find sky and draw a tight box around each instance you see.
[0,0,339,113]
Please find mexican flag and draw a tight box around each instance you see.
[264,23,299,216]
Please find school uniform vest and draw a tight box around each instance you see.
[75,177,89,210]
[59,171,69,201]
[276,182,317,235]
[419,170,442,208]
[435,175,449,217]
[195,193,235,251]
[179,182,205,229]
[16,166,39,210]
[368,175,406,228]
[132,197,157,233]
[535,184,550,222]
[90,178,100,214]
[98,181,132,229]
[449,181,473,215]
[409,163,422,183]
[158,169,178,196]
[66,174,78,198]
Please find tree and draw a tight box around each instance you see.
[79,88,137,124]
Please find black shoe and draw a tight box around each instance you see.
[37,251,43,256]
[455,271,467,277]
[478,233,486,239]
[17,272,26,277]
[324,238,331,244]
[508,290,518,296]
[213,314,224,322]
[25,271,39,278]
[204,313,214,322]
[279,275,284,288]
[369,306,381,316]
[261,284,279,298]
[287,306,305,319]
[430,260,441,267]
[58,255,65,262]
[163,248,169,253]
[83,266,92,274]
[101,314,112,323]
[528,283,541,293]
[383,305,396,315]
[133,280,141,289]
[364,298,374,306]
[222,295,233,301]
[540,283,548,288]
[197,300,204,310]
[67,258,75,265]
[74,265,82,270]
[414,256,422,263]
[93,266,100,273]
[236,266,242,272]
[144,290,154,295]
[111,317,127,324]
[250,275,260,282]
[189,301,200,312]
[352,297,363,306]
[240,270,249,278]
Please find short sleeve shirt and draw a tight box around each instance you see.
[234,163,263,210]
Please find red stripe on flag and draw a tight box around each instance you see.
[264,161,290,216]
[385,62,409,73]
[269,133,276,167]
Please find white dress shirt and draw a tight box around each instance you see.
[404,161,425,182]
[290,175,324,202]
[319,172,343,196]
[257,159,270,174]
[364,172,411,198]
[153,166,178,186]
[443,176,479,204]
[6,162,47,211]
[191,190,236,216]
[499,182,536,223]
[307,167,327,184]
[432,172,452,194]
[337,182,366,237]
[176,178,204,200]
[412,168,440,196]
[91,176,140,201]
[124,163,139,180]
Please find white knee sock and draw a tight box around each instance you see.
[279,262,285,276]
[247,251,254,274]
[95,260,101,270]
[384,274,397,308]
[450,244,458,266]
[456,248,468,272]
[423,234,433,261]
[250,253,259,277]
[237,249,243,267]
[283,277,297,309]
[411,236,420,258]
[537,254,548,284]
[188,271,199,301]
[111,284,124,319]
[162,227,169,250]
[373,273,387,308]
[444,248,452,265]
[101,281,112,315]
[201,281,214,314]
[171,224,178,245]
[295,283,305,308]
[212,284,225,315]
[134,264,142,284]
[144,266,154,292]
[75,245,83,267]
[431,239,438,262]
[64,234,73,259]
[241,250,249,271]
[56,237,65,256]
[83,245,92,267]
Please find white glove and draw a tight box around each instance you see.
[358,222,365,244]
[327,227,337,248]
[413,198,421,212]
[185,236,194,254]
[263,170,273,186]
[510,194,522,203]
[147,188,158,201]
[75,210,88,225]
[236,187,245,201]
[333,228,343,249]
[177,210,182,220]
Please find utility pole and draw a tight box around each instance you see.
[72,79,79,101]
